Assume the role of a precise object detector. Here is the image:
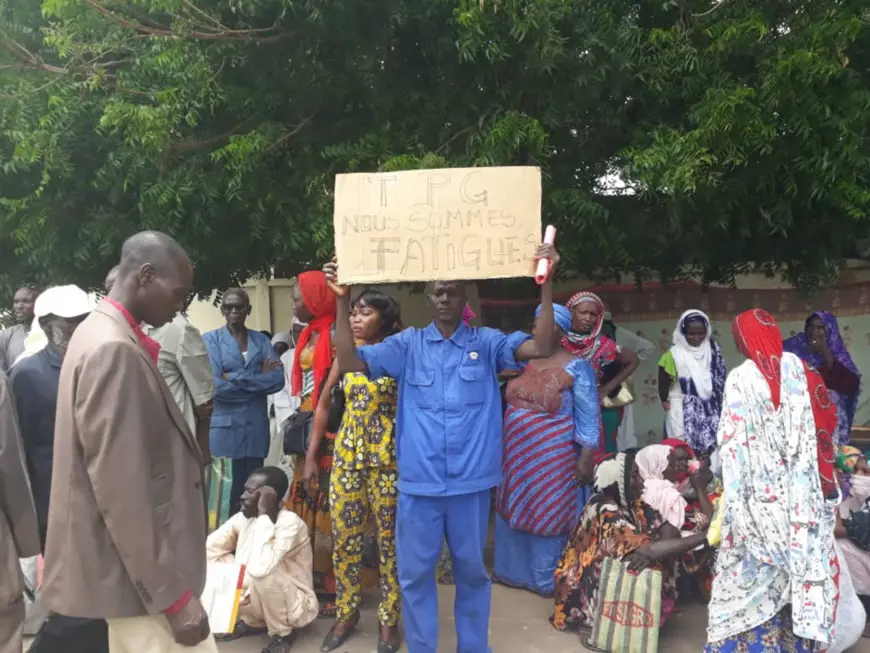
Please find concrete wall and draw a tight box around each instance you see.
[185,279,481,336]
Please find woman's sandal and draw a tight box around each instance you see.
[319,616,359,652]
[377,624,402,653]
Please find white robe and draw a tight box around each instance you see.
[206,510,318,637]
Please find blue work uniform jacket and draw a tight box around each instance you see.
[204,327,285,459]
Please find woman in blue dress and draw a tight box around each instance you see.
[493,303,600,596]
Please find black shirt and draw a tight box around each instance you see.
[10,344,62,531]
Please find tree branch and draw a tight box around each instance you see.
[83,0,292,42]
[170,115,260,151]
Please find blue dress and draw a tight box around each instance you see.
[704,607,820,652]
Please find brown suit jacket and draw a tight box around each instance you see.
[0,370,40,608]
[42,303,207,619]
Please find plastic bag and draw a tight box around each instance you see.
[587,557,662,653]
[206,457,233,532]
[616,405,639,451]
[21,556,48,635]
[830,541,866,653]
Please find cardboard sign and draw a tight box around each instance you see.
[201,562,246,634]
[333,166,542,284]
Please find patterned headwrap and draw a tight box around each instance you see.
[783,311,862,443]
[563,292,619,374]
[838,445,864,499]
[594,454,622,493]
[838,446,863,473]
[732,309,783,408]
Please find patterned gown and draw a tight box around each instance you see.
[552,494,677,631]
[329,371,400,626]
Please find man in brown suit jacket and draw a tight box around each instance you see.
[0,369,40,653]
[42,231,215,652]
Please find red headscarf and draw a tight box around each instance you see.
[731,309,782,409]
[291,271,336,407]
[661,438,695,483]
[805,363,839,500]
[661,438,694,458]
[732,309,837,499]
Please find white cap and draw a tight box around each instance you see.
[34,285,94,320]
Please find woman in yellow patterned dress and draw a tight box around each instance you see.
[303,289,402,653]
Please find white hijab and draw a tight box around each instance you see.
[670,309,713,400]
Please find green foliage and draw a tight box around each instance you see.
[2,0,870,301]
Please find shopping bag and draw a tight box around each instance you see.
[21,555,49,635]
[206,457,233,532]
[586,557,662,653]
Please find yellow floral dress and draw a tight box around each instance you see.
[329,371,400,625]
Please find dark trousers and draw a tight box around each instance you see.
[29,613,109,653]
[230,456,264,513]
[30,523,110,653]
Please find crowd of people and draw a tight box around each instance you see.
[0,228,869,653]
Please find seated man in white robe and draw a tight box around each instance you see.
[207,466,318,652]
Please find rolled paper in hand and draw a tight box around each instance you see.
[534,225,557,285]
[327,281,348,297]
[688,459,701,474]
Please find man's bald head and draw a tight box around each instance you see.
[118,231,189,277]
[109,230,193,327]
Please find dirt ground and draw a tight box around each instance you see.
[214,584,870,653]
[25,584,870,651]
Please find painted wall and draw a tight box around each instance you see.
[185,279,480,336]
[184,271,870,444]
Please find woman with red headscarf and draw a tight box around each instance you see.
[705,309,839,652]
[285,271,344,617]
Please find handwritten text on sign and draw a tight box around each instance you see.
[333,166,542,284]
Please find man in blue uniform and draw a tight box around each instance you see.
[324,243,560,653]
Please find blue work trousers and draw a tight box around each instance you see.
[397,490,492,653]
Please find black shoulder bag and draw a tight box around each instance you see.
[282,411,313,455]
[282,376,346,455]
[326,378,346,433]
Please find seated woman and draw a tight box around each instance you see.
[552,452,708,632]
[636,444,714,535]
[783,310,861,445]
[208,466,319,653]
[494,304,599,597]
[836,446,870,599]
[637,444,715,600]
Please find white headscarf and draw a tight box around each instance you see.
[670,309,713,400]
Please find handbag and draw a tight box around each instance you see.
[282,411,313,456]
[586,557,662,653]
[602,377,635,409]
[326,378,346,433]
